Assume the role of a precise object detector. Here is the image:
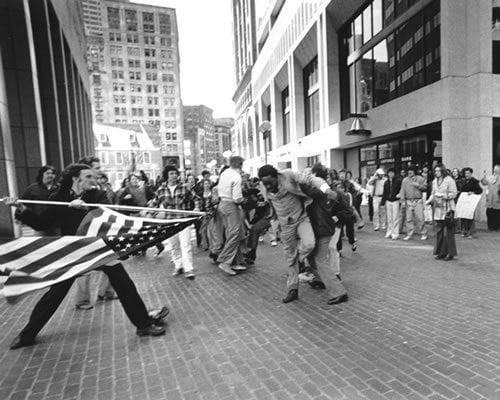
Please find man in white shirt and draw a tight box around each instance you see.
[368,168,387,231]
[216,156,247,275]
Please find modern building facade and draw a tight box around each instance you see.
[214,117,234,165]
[0,0,93,237]
[81,0,184,169]
[183,105,217,175]
[232,0,500,185]
[94,123,162,189]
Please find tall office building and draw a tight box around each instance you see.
[81,0,184,168]
[232,0,500,199]
[214,117,234,165]
[183,105,217,175]
[0,0,93,237]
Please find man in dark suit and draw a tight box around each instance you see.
[6,163,167,350]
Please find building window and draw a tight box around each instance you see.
[143,152,150,164]
[281,87,290,145]
[145,60,158,69]
[340,0,440,119]
[116,152,123,164]
[146,72,158,81]
[303,57,320,135]
[125,9,137,31]
[142,11,155,33]
[110,45,123,55]
[159,13,171,34]
[92,74,101,85]
[144,48,156,57]
[107,7,120,29]
[127,47,140,56]
[147,85,158,93]
[100,152,108,164]
[112,70,124,79]
[160,37,172,47]
[126,34,138,43]
[128,59,141,68]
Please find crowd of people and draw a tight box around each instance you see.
[6,154,499,350]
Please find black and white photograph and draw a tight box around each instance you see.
[0,0,499,399]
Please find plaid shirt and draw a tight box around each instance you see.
[152,183,200,219]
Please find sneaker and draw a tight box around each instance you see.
[374,227,379,231]
[75,303,93,310]
[270,240,278,247]
[461,233,467,237]
[392,236,399,240]
[172,268,184,276]
[403,235,411,241]
[231,265,247,272]
[384,234,391,239]
[420,235,428,241]
[357,222,365,230]
[218,263,237,276]
[184,270,195,280]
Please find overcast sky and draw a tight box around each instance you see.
[132,0,235,118]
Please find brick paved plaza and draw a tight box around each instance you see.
[0,228,499,400]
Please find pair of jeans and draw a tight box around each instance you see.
[19,264,152,341]
[406,199,427,237]
[167,226,193,272]
[281,217,316,291]
[372,196,386,230]
[385,200,400,239]
[313,235,347,299]
[246,217,271,260]
[75,273,115,306]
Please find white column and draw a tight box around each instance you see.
[289,54,305,142]
[270,80,283,149]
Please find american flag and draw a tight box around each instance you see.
[0,207,199,300]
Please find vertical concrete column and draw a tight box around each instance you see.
[289,54,305,142]
[441,0,493,174]
[330,149,344,170]
[325,12,341,125]
[0,48,21,238]
[316,14,328,130]
[270,80,283,148]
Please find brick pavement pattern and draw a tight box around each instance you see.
[0,226,499,400]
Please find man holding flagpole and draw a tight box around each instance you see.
[4,163,168,349]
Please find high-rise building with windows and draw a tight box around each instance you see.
[214,118,234,166]
[183,105,217,175]
[232,0,500,198]
[0,0,93,237]
[81,0,184,168]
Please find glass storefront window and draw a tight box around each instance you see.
[360,145,377,161]
[379,140,399,159]
[354,14,363,49]
[401,135,426,157]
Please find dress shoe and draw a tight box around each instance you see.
[282,289,298,303]
[149,306,169,325]
[444,255,454,261]
[209,252,219,264]
[327,293,348,305]
[309,280,326,290]
[351,243,358,252]
[231,265,247,272]
[184,271,195,280]
[434,255,446,260]
[10,335,36,350]
[218,263,237,275]
[136,324,166,337]
[172,268,184,276]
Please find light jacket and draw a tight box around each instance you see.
[427,176,457,221]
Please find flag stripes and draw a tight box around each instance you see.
[0,206,200,300]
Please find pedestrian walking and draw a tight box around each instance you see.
[258,164,338,303]
[6,163,167,350]
[426,164,458,261]
[152,165,199,279]
[215,156,247,275]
